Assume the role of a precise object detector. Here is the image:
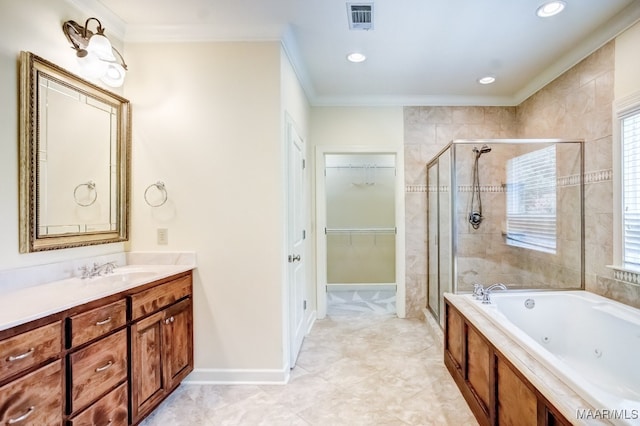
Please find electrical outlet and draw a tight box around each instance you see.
[157,228,168,245]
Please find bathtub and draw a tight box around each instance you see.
[467,290,640,425]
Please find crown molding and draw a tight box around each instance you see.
[513,1,640,105]
[64,0,127,41]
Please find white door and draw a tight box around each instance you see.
[287,120,306,367]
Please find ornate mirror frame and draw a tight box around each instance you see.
[19,51,131,252]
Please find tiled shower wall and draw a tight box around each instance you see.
[404,107,517,317]
[452,141,583,294]
[517,41,640,309]
[405,40,640,318]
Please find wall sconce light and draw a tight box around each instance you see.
[62,17,128,87]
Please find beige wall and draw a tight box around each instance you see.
[615,21,640,99]
[124,41,307,378]
[310,107,404,149]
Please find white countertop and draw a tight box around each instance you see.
[0,264,195,332]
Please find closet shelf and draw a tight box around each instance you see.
[325,227,396,234]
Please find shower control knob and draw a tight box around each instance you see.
[469,211,482,228]
[288,254,301,263]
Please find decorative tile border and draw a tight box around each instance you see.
[406,184,428,193]
[585,169,613,184]
[612,267,640,286]
[457,184,505,193]
[406,169,613,193]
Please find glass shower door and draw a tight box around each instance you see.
[426,146,453,323]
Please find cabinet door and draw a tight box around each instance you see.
[163,298,193,389]
[131,310,165,422]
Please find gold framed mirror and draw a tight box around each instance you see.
[19,51,131,252]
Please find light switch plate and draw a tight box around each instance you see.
[157,228,168,245]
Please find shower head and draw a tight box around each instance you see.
[473,145,492,156]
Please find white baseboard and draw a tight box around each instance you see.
[305,310,316,334]
[184,367,290,385]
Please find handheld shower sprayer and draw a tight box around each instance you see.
[473,145,492,156]
[469,145,491,229]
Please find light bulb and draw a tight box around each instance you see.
[77,51,108,79]
[87,34,116,61]
[100,62,126,87]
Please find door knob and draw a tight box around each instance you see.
[288,254,301,262]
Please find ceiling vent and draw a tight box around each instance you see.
[347,3,373,30]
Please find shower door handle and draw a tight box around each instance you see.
[288,254,301,263]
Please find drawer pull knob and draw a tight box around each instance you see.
[95,317,112,326]
[95,360,113,372]
[8,406,35,424]
[7,348,34,362]
[164,316,175,324]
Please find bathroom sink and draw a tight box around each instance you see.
[105,270,157,283]
[87,268,158,285]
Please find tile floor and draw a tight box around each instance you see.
[141,291,477,425]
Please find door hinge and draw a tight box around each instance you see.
[302,159,306,169]
[303,300,307,310]
[302,229,306,240]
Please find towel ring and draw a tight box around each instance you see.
[144,181,168,207]
[73,181,97,207]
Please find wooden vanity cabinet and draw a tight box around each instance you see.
[444,301,570,426]
[130,275,194,424]
[0,270,193,426]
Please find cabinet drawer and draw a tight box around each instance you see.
[70,299,127,348]
[131,274,191,320]
[0,321,62,382]
[69,382,128,426]
[70,329,127,413]
[0,360,63,426]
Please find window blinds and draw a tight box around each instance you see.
[623,110,640,269]
[506,146,557,253]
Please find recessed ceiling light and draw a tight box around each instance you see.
[477,76,496,85]
[536,1,566,18]
[347,52,366,63]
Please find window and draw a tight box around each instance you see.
[506,146,557,253]
[622,109,640,270]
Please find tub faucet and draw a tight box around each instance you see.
[472,284,485,300]
[79,261,117,279]
[481,283,508,304]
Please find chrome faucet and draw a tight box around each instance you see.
[79,261,117,279]
[472,283,485,300]
[481,283,508,304]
